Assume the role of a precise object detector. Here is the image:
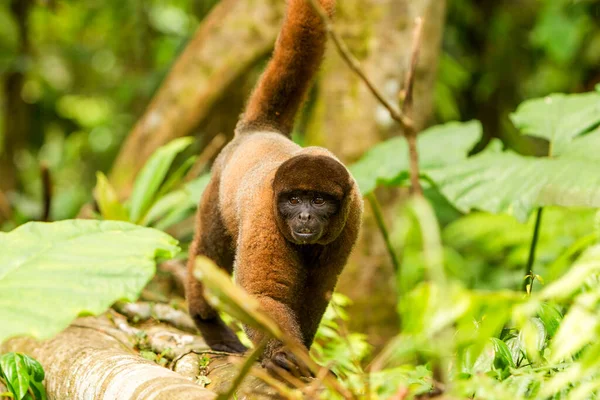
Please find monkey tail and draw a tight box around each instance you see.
[236,0,335,136]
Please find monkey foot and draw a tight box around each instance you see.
[262,347,313,379]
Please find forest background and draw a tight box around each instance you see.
[1,0,600,399]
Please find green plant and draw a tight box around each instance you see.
[94,137,210,234]
[0,352,46,400]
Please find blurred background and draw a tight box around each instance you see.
[1,0,599,349]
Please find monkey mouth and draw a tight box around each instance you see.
[291,229,321,244]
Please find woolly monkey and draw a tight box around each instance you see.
[186,0,363,376]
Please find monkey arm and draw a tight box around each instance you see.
[234,216,306,348]
[234,206,312,374]
[299,191,364,346]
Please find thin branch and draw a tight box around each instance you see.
[367,193,400,273]
[523,207,544,293]
[400,17,423,116]
[307,0,424,195]
[401,18,424,195]
[40,163,52,222]
[307,0,412,129]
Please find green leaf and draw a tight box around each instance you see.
[540,245,600,301]
[156,155,197,198]
[19,355,44,383]
[93,172,129,221]
[509,92,600,153]
[0,353,29,400]
[0,220,179,343]
[142,174,209,228]
[428,134,600,222]
[547,298,598,363]
[129,137,194,223]
[537,303,562,337]
[142,191,188,227]
[350,121,481,195]
[491,338,516,369]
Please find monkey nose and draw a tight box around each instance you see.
[298,212,311,222]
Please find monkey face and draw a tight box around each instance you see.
[277,190,339,245]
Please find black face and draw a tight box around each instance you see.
[277,190,340,244]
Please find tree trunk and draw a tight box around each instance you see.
[109,0,285,197]
[0,0,33,194]
[306,0,447,348]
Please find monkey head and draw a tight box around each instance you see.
[273,154,352,245]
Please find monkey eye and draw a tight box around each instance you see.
[312,196,325,205]
[289,196,301,205]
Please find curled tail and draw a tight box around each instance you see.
[236,0,335,136]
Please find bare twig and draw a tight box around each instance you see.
[40,163,52,221]
[401,18,424,196]
[307,0,425,195]
[307,0,412,129]
[400,17,423,116]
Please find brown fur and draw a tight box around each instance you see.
[186,0,363,374]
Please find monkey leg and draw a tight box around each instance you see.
[187,178,246,353]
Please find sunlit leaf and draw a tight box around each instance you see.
[429,134,600,222]
[0,353,29,400]
[0,220,179,343]
[93,172,129,221]
[491,338,516,369]
[510,92,600,153]
[129,137,194,223]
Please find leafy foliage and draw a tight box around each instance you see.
[350,120,480,195]
[93,138,209,233]
[0,220,179,343]
[0,353,46,400]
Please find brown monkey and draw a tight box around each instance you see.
[186,0,363,376]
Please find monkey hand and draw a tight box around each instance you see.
[262,345,314,379]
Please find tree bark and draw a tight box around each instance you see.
[306,0,447,348]
[1,314,276,400]
[109,0,285,196]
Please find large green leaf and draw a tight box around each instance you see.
[509,92,600,153]
[0,220,179,343]
[428,135,600,222]
[128,137,194,223]
[350,121,481,195]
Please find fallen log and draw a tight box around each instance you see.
[1,313,278,399]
